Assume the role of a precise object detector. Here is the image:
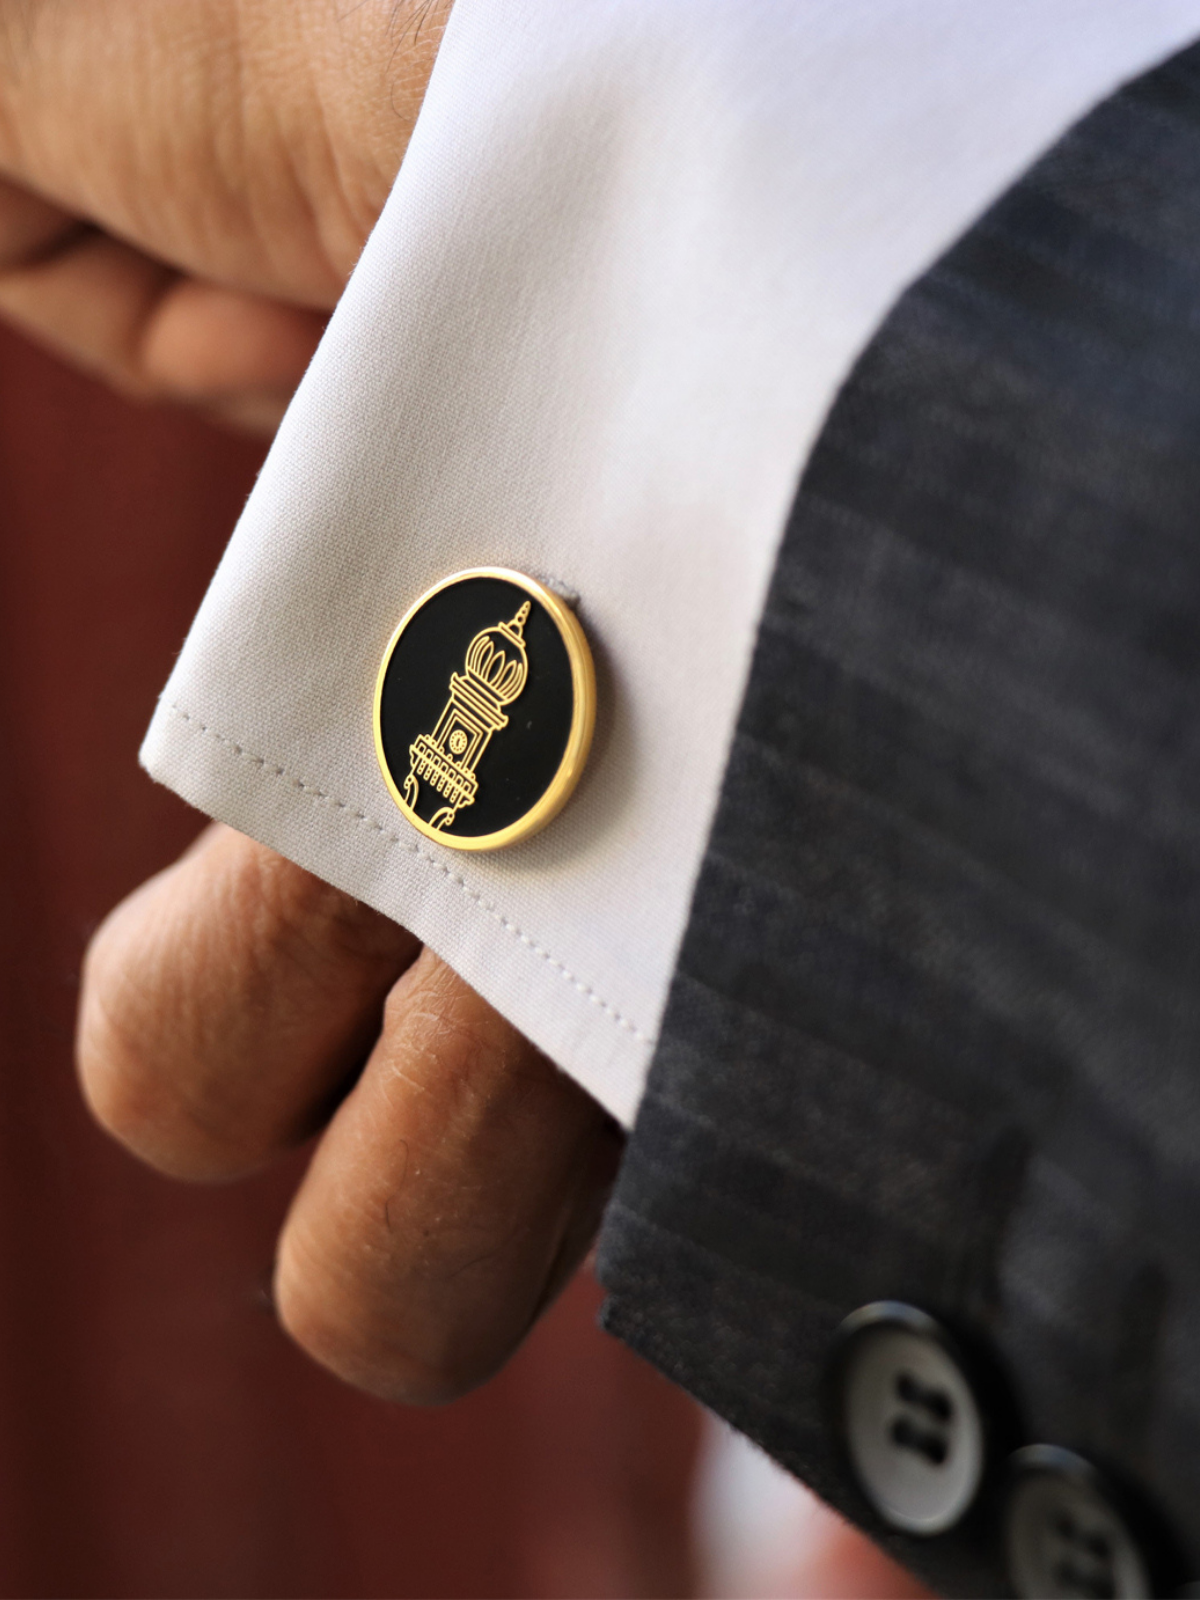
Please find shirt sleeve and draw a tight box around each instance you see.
[138,0,1200,1127]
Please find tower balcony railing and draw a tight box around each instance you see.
[409,736,478,810]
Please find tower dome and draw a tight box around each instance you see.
[464,602,530,705]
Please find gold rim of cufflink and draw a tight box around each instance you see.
[372,567,596,852]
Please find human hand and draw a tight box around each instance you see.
[15,0,619,1402]
[0,0,450,432]
[77,823,621,1400]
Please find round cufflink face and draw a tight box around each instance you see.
[1004,1446,1152,1600]
[374,568,596,851]
[834,1303,986,1536]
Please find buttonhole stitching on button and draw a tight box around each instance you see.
[159,702,651,1044]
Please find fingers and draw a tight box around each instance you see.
[79,825,620,1404]
[0,176,325,432]
[274,949,621,1403]
[0,0,450,301]
[0,174,75,268]
[140,279,327,432]
[0,0,451,426]
[77,825,419,1181]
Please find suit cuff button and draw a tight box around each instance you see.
[829,1301,988,1536]
[1004,1444,1185,1600]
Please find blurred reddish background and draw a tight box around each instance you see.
[0,324,702,1600]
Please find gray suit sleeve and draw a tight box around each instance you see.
[597,39,1200,1598]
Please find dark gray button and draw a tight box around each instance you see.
[1005,1446,1151,1600]
[834,1303,986,1536]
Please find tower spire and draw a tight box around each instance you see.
[508,601,531,637]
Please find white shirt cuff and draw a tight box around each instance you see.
[140,0,1200,1126]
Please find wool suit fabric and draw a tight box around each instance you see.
[598,38,1200,1596]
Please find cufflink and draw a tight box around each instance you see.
[1003,1445,1181,1600]
[829,1302,989,1536]
[373,568,596,850]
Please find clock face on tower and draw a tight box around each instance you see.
[373,568,596,851]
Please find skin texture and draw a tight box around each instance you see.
[79,824,621,1402]
[0,0,451,431]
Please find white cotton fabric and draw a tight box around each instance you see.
[142,0,1200,1127]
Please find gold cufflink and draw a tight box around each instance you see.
[373,568,596,851]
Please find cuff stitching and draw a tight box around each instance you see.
[158,701,651,1044]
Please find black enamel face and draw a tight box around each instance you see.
[377,575,576,841]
